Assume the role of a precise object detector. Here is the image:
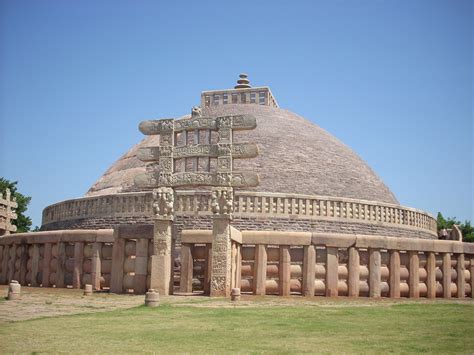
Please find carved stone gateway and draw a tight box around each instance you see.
[136,111,259,296]
[0,189,18,237]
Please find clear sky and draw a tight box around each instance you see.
[0,0,472,228]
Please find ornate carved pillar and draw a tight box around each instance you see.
[150,187,174,295]
[210,187,233,297]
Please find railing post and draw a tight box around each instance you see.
[0,245,8,284]
[56,242,66,288]
[73,242,84,289]
[42,243,52,287]
[179,243,193,293]
[326,247,338,297]
[30,244,40,287]
[134,239,149,294]
[19,244,28,285]
[254,244,267,296]
[110,229,125,294]
[348,247,360,297]
[279,246,291,296]
[426,252,436,299]
[442,253,451,298]
[302,245,315,297]
[408,251,419,298]
[389,250,400,298]
[90,242,102,290]
[456,253,465,298]
[369,248,381,298]
[7,244,16,283]
[470,257,474,299]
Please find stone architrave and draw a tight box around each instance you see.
[134,115,259,189]
[149,187,174,295]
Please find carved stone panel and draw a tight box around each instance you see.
[210,215,232,297]
[135,171,259,188]
[139,115,256,135]
[137,143,258,161]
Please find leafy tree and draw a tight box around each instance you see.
[436,212,474,243]
[0,177,32,233]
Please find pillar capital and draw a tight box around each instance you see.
[211,186,233,218]
[152,187,174,220]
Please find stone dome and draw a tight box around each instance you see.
[86,104,398,205]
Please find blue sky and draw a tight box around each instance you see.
[0,0,472,228]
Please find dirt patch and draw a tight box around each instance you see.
[0,286,471,323]
[0,286,145,323]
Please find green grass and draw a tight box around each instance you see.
[0,301,473,353]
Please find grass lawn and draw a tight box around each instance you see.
[0,299,472,353]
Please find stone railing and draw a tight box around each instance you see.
[1,226,472,299]
[0,230,114,289]
[0,189,18,236]
[0,226,160,295]
[42,191,437,236]
[180,230,474,298]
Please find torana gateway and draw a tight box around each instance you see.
[0,75,472,299]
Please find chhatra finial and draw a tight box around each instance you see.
[234,73,251,89]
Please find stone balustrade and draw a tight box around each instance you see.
[180,230,474,298]
[1,226,472,299]
[0,230,113,289]
[42,191,437,236]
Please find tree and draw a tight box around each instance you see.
[0,177,32,233]
[436,212,474,243]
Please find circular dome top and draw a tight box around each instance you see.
[86,104,398,205]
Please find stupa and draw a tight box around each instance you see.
[42,74,436,239]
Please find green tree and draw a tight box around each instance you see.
[0,177,32,233]
[436,212,474,243]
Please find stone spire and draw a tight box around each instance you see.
[234,73,251,89]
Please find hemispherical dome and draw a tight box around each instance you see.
[86,104,398,205]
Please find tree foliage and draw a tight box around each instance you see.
[436,212,474,243]
[0,177,32,233]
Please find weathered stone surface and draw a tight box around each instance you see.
[279,246,291,296]
[135,171,259,188]
[41,189,437,239]
[231,287,241,301]
[138,143,258,161]
[86,105,398,205]
[83,283,93,296]
[210,214,233,297]
[348,247,360,297]
[0,189,18,236]
[149,219,173,295]
[145,289,160,307]
[139,115,256,135]
[7,280,20,300]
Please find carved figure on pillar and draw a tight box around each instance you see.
[211,187,234,216]
[152,187,174,219]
